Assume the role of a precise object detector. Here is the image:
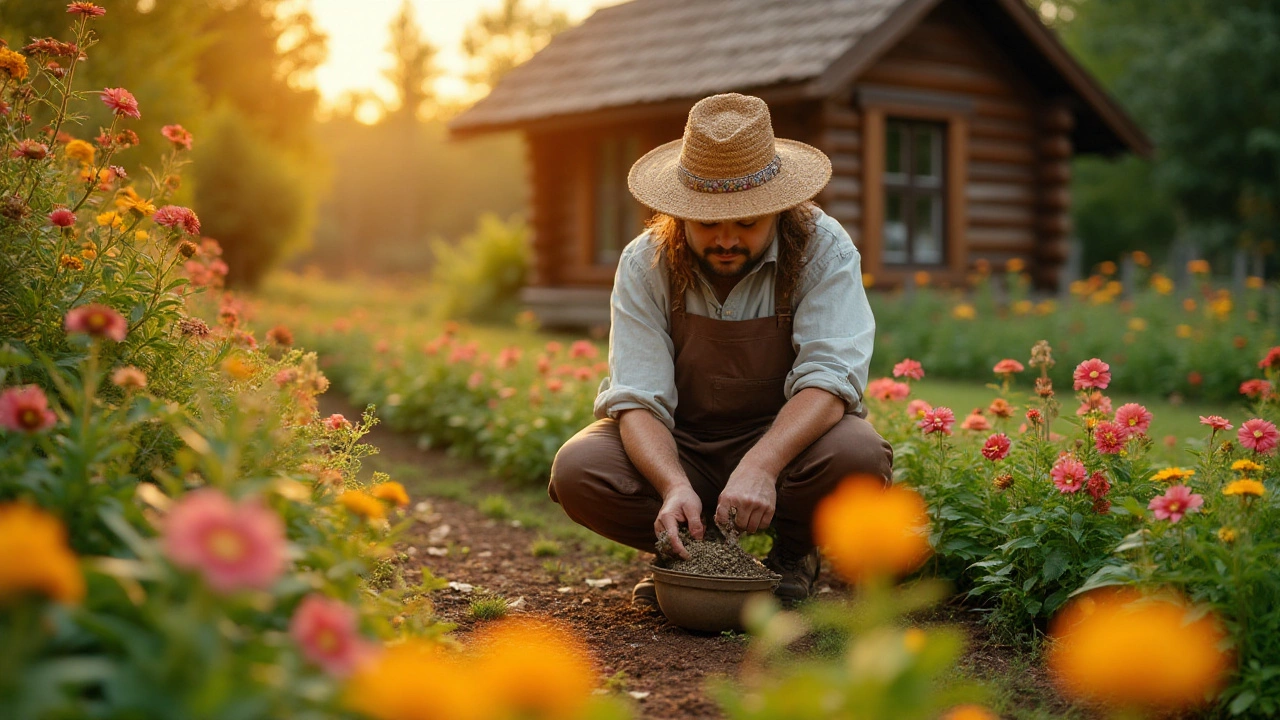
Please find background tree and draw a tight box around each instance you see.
[461,0,570,94]
[383,0,438,123]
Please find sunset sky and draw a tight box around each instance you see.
[307,0,625,117]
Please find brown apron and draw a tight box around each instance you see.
[548,274,893,554]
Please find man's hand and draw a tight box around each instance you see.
[654,485,704,560]
[715,464,777,535]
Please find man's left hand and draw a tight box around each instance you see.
[715,464,777,535]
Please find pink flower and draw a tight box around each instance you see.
[100,88,140,119]
[48,208,76,227]
[1050,454,1087,493]
[162,489,287,594]
[573,366,593,382]
[1147,485,1203,524]
[1259,346,1280,371]
[289,594,374,677]
[324,414,351,431]
[153,205,201,235]
[12,139,49,160]
[568,340,598,360]
[1086,471,1111,500]
[0,385,58,433]
[1075,391,1112,417]
[917,407,955,435]
[161,124,193,150]
[981,433,1011,461]
[1072,358,1111,391]
[960,410,991,432]
[1198,415,1232,431]
[65,303,127,342]
[66,2,106,17]
[1240,379,1273,399]
[1094,421,1127,455]
[867,377,910,401]
[906,398,932,419]
[892,358,924,381]
[993,359,1025,375]
[1238,418,1279,455]
[1113,403,1152,437]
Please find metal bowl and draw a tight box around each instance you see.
[649,564,780,633]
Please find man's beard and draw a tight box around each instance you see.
[694,245,766,279]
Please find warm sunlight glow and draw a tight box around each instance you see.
[308,0,624,121]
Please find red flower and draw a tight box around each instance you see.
[1025,408,1043,426]
[993,359,1025,375]
[1240,379,1273,399]
[1051,454,1087,493]
[324,414,351,431]
[1094,421,1126,455]
[917,407,955,436]
[1187,371,1203,387]
[1113,403,1152,437]
[153,205,201,235]
[66,2,106,17]
[1238,418,1278,455]
[1072,358,1111,391]
[0,385,58,433]
[48,208,76,227]
[100,88,140,119]
[161,124,193,150]
[1260,346,1280,371]
[981,433,1011,461]
[1198,415,1232,431]
[12,139,49,160]
[1086,471,1111,500]
[892,358,924,381]
[64,303,127,342]
[866,377,909,402]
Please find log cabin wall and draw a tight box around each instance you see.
[525,131,574,288]
[846,0,1068,287]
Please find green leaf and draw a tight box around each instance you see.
[1042,547,1070,583]
[1230,690,1257,715]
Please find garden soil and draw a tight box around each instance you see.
[322,394,1086,720]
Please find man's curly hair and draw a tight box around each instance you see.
[647,201,819,312]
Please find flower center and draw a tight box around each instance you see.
[206,528,246,562]
[19,408,41,429]
[316,628,339,653]
[88,313,106,329]
[1168,501,1182,513]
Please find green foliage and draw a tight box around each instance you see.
[430,214,532,324]
[530,538,562,557]
[468,595,509,621]
[479,493,513,520]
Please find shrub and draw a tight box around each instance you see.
[429,213,530,324]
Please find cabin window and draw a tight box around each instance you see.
[883,119,945,266]
[594,134,645,266]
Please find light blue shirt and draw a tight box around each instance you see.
[593,207,875,430]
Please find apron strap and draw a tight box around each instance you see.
[774,274,792,327]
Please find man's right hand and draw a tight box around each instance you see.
[654,485,704,560]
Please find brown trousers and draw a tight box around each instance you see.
[548,414,893,554]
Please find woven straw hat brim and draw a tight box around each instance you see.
[628,138,832,223]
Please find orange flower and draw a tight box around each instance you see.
[0,503,85,604]
[469,618,596,720]
[344,640,485,720]
[1048,588,1228,710]
[339,491,385,520]
[813,476,931,583]
[371,482,410,507]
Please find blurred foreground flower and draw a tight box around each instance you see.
[0,385,58,433]
[162,488,287,594]
[0,502,85,604]
[290,594,375,677]
[1048,588,1228,711]
[65,303,127,341]
[814,476,931,583]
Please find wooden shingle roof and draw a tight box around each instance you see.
[451,0,904,132]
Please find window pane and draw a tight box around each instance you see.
[914,126,938,179]
[886,123,905,177]
[595,138,620,264]
[883,191,908,264]
[912,194,943,265]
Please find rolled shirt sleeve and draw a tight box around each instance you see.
[784,219,874,414]
[592,236,680,430]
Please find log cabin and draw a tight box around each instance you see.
[449,0,1151,328]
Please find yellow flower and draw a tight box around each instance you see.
[1245,276,1264,290]
[1151,467,1195,483]
[1151,274,1174,295]
[1070,280,1091,297]
[1175,324,1193,339]
[1048,588,1227,710]
[64,139,95,166]
[952,303,976,320]
[1035,300,1056,315]
[371,481,410,507]
[95,211,123,230]
[903,627,927,653]
[339,490,385,520]
[1006,258,1025,273]
[134,230,149,241]
[220,356,255,380]
[80,247,97,261]
[1012,300,1033,316]
[59,254,84,271]
[0,47,29,82]
[1217,527,1237,544]
[1231,459,1264,474]
[1209,297,1232,318]
[1187,259,1211,275]
[344,640,485,720]
[1223,479,1265,498]
[0,503,85,605]
[1127,317,1147,332]
[470,618,596,720]
[123,197,156,217]
[861,272,874,288]
[814,476,931,583]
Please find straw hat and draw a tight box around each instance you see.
[628,93,832,223]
